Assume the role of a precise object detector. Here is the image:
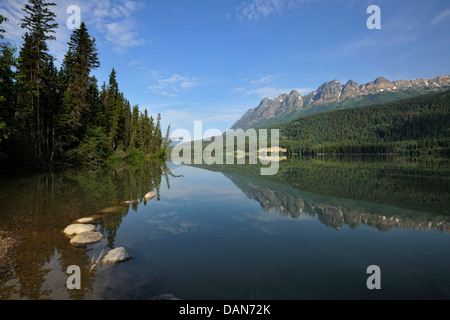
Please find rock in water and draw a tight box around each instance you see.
[144,192,156,201]
[100,206,126,214]
[64,224,96,236]
[101,247,132,264]
[75,217,95,224]
[121,200,138,205]
[75,215,103,224]
[70,232,104,246]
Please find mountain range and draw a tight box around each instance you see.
[231,75,450,129]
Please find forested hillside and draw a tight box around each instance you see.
[0,1,169,173]
[277,90,450,156]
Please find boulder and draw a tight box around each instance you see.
[101,247,132,264]
[63,224,96,236]
[144,192,156,201]
[75,215,103,224]
[70,232,104,246]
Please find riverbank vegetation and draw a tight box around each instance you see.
[0,1,170,174]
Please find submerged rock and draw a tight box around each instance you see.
[75,215,103,224]
[100,206,126,214]
[63,224,96,236]
[70,231,104,246]
[144,192,156,201]
[101,247,132,264]
[121,200,139,205]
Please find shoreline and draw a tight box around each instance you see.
[0,230,20,278]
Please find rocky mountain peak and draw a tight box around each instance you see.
[314,80,343,101]
[231,75,450,130]
[374,77,390,84]
[345,79,359,88]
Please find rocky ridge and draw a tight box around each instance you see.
[231,75,450,129]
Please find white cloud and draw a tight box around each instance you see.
[236,0,308,21]
[431,9,450,25]
[104,20,146,53]
[233,74,312,98]
[0,0,146,62]
[249,75,274,85]
[243,86,312,98]
[231,86,246,94]
[128,59,140,67]
[148,73,200,96]
[180,81,196,89]
[85,0,146,53]
[0,0,26,41]
[0,0,78,63]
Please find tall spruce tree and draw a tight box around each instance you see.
[60,22,99,148]
[105,68,120,149]
[41,57,59,162]
[19,0,57,162]
[0,15,15,152]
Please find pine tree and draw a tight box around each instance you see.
[87,76,106,128]
[130,105,140,148]
[0,15,15,151]
[153,113,163,153]
[19,0,58,162]
[105,68,120,149]
[40,57,59,162]
[124,100,132,148]
[60,22,99,147]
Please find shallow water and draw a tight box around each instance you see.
[0,157,449,300]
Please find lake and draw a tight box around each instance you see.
[0,157,449,300]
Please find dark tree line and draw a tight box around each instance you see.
[0,0,170,171]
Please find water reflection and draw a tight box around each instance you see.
[224,172,450,233]
[1,156,449,300]
[0,161,178,300]
[196,156,450,232]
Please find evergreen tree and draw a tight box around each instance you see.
[124,100,132,148]
[105,68,120,148]
[19,0,58,162]
[153,113,163,154]
[59,22,99,147]
[130,105,140,148]
[40,57,59,162]
[0,15,16,153]
[1,5,169,170]
[87,76,106,128]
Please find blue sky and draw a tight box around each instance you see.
[1,0,450,134]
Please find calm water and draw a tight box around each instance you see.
[0,157,449,300]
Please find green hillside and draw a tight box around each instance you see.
[276,90,450,156]
[253,88,447,129]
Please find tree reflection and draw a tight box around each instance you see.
[0,161,179,300]
[196,156,450,232]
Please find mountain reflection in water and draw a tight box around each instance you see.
[0,156,449,300]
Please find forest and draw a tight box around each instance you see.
[0,1,170,174]
[276,90,450,156]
